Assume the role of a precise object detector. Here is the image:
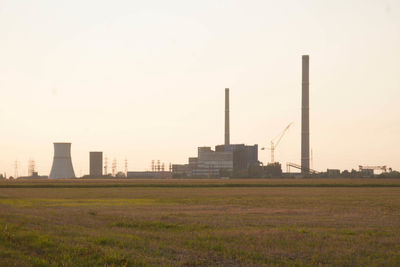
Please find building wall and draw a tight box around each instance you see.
[89,152,103,177]
[215,144,258,170]
[327,169,340,177]
[172,164,191,176]
[194,148,233,177]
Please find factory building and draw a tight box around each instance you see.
[89,152,103,177]
[215,144,258,170]
[327,169,340,177]
[172,88,259,178]
[126,171,171,179]
[172,146,233,177]
[192,147,233,177]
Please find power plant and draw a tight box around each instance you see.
[49,143,75,179]
[3,54,392,179]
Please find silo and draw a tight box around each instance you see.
[49,143,76,179]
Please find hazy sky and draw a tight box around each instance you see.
[0,0,399,176]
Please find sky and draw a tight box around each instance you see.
[0,0,399,176]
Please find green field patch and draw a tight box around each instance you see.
[111,220,181,230]
[94,236,122,247]
[1,180,400,189]
[110,219,210,232]
[0,199,36,207]
[0,222,149,266]
[0,198,157,207]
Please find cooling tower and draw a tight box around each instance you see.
[301,55,310,174]
[49,143,76,179]
[225,88,230,146]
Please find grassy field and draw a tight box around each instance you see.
[0,179,399,266]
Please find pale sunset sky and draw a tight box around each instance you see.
[0,0,399,176]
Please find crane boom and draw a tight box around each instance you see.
[274,122,293,149]
[262,122,293,164]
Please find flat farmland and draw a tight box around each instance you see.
[0,179,399,266]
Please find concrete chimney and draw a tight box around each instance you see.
[225,88,230,146]
[301,55,310,174]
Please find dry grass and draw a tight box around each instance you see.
[0,179,400,266]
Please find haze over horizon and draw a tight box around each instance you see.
[0,0,399,176]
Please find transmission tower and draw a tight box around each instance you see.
[157,160,161,172]
[112,158,117,177]
[104,156,108,175]
[28,159,36,176]
[124,158,128,175]
[14,160,19,178]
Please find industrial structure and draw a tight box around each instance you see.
[301,55,310,174]
[172,88,258,177]
[262,122,292,164]
[225,88,230,146]
[286,55,312,176]
[89,152,103,177]
[286,162,319,174]
[359,165,387,177]
[49,143,75,179]
[127,171,171,179]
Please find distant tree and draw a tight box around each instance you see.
[350,169,361,178]
[264,163,282,178]
[231,168,249,178]
[219,169,232,178]
[115,172,126,179]
[341,170,350,178]
[247,165,264,178]
[378,170,400,178]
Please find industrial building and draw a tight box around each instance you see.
[215,144,258,170]
[49,143,76,179]
[172,88,259,178]
[172,147,233,177]
[327,169,340,177]
[89,152,103,177]
[127,171,171,179]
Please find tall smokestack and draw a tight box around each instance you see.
[225,88,230,146]
[301,55,310,174]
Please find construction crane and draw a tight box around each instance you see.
[262,122,293,164]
